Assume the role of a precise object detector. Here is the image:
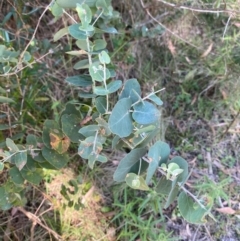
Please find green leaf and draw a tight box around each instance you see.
[42,146,69,169]
[108,98,133,138]
[113,147,148,182]
[20,156,43,185]
[146,141,170,183]
[0,96,15,103]
[51,1,63,18]
[99,50,110,64]
[73,59,90,69]
[95,96,107,114]
[93,86,108,95]
[88,153,107,169]
[147,93,163,106]
[79,125,100,137]
[93,39,107,51]
[9,166,24,185]
[107,80,122,94]
[125,173,149,191]
[65,75,92,87]
[26,134,37,148]
[78,92,97,98]
[12,151,27,171]
[68,24,88,40]
[61,114,82,143]
[76,3,92,28]
[0,187,12,210]
[96,117,111,136]
[168,156,188,184]
[6,138,19,152]
[89,63,111,82]
[178,192,208,224]
[76,39,93,51]
[132,101,161,125]
[119,79,141,104]
[53,27,69,41]
[98,26,118,34]
[78,136,103,160]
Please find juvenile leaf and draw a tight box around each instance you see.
[76,3,92,28]
[108,98,133,138]
[119,79,141,104]
[146,141,170,183]
[147,93,163,106]
[0,96,15,103]
[9,166,24,185]
[73,59,90,70]
[178,192,208,224]
[61,114,82,143]
[20,156,43,185]
[78,136,103,159]
[107,80,122,94]
[168,156,188,184]
[65,75,92,86]
[51,1,63,18]
[12,151,27,170]
[99,51,110,64]
[93,86,108,95]
[125,173,149,191]
[132,101,161,125]
[42,146,69,169]
[89,63,111,82]
[88,153,107,169]
[79,125,99,137]
[96,117,111,136]
[95,96,107,114]
[113,147,148,182]
[98,26,118,34]
[93,39,107,51]
[68,24,88,40]
[76,39,93,51]
[6,138,19,152]
[79,92,97,98]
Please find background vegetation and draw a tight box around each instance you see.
[0,0,240,240]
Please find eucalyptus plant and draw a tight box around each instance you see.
[0,0,214,224]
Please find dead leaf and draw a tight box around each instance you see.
[201,43,213,58]
[216,207,236,215]
[50,133,70,154]
[167,39,176,56]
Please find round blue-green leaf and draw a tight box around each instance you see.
[89,63,111,82]
[9,166,24,185]
[68,24,87,40]
[65,75,92,86]
[147,93,163,106]
[93,86,108,95]
[178,192,208,224]
[119,79,141,104]
[132,101,160,125]
[125,173,149,191]
[107,80,122,94]
[56,0,96,8]
[95,96,107,114]
[113,147,148,182]
[146,141,170,183]
[93,39,107,51]
[108,98,133,138]
[99,51,110,64]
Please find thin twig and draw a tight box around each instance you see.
[17,207,62,240]
[156,0,240,14]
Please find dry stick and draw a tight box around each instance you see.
[139,0,199,49]
[17,207,62,240]
[156,0,240,14]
